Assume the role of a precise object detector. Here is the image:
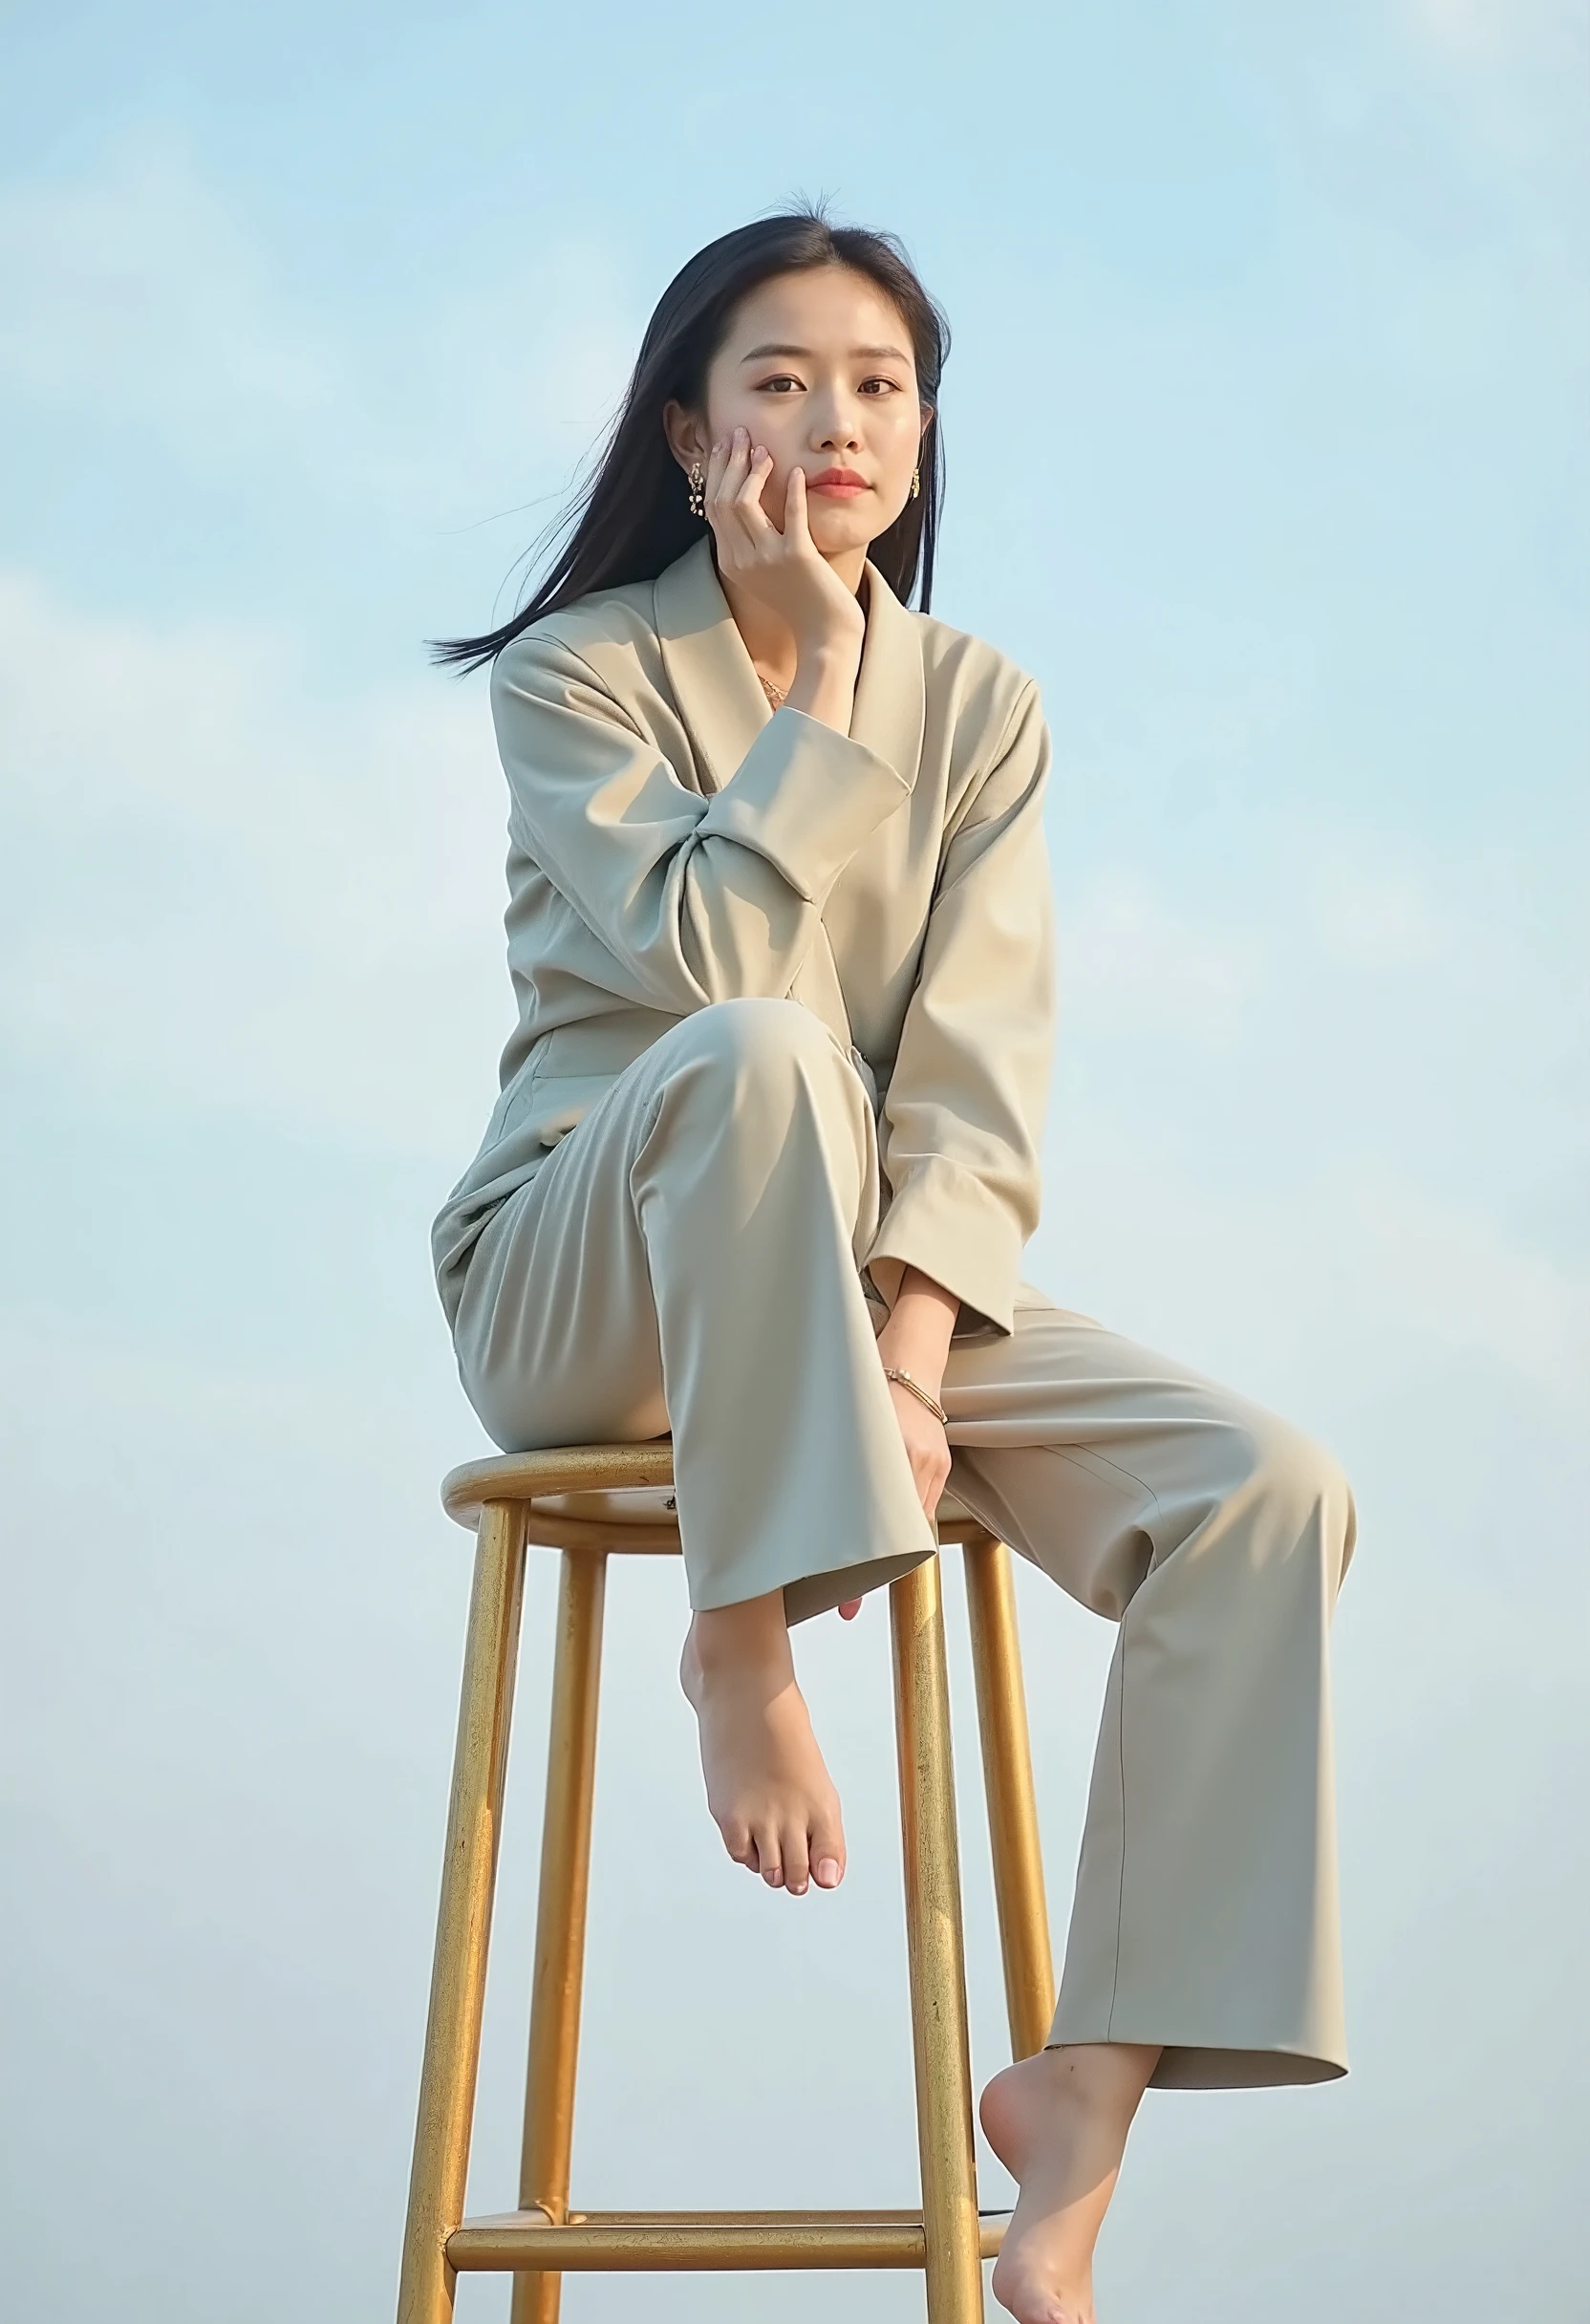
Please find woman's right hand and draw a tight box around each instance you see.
[703,425,866,670]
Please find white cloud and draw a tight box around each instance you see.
[1041,1102,1590,1434]
[1407,0,1581,65]
[1402,0,1590,173]
[1060,869,1263,1044]
[0,149,359,463]
[1332,1168,1589,1401]
[0,140,639,524]
[1308,853,1444,968]
[0,567,512,1155]
[1038,839,1585,1423]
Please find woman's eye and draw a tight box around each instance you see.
[758,375,804,394]
[861,377,903,396]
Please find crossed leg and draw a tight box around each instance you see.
[453,998,935,1896]
[453,1003,1357,2313]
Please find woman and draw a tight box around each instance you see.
[431,208,1358,2324]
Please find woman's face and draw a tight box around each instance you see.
[666,265,932,559]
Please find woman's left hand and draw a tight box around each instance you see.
[885,1376,953,1523]
[836,1381,951,1624]
[835,1267,957,1623]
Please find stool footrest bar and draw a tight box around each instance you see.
[448,2206,1011,2272]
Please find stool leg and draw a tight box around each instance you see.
[890,1555,984,2323]
[398,1499,527,2324]
[511,1549,608,2324]
[963,1536,1056,2061]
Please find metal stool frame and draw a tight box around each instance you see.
[396,1445,1055,2324]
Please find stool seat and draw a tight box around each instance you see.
[440,1441,988,1546]
[398,1441,1057,2324]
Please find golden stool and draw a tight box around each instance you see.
[397,1444,1056,2323]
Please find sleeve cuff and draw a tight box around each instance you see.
[699,706,912,904]
[861,1160,1025,1337]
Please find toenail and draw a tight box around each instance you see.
[815,1858,842,1887]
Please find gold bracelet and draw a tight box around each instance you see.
[883,1366,948,1426]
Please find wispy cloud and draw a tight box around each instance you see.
[0,567,510,1153]
[0,149,360,462]
[0,141,639,526]
[1402,0,1589,172]
[1307,852,1444,970]
[1406,0,1584,68]
[1061,870,1263,1043]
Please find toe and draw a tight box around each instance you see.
[783,1820,811,1897]
[810,1810,846,1890]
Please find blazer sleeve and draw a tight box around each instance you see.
[490,632,914,1013]
[862,677,1056,1336]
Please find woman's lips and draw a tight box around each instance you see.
[807,471,870,496]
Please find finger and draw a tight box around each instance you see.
[713,425,751,505]
[784,459,812,549]
[838,1598,863,1622]
[735,443,776,518]
[728,445,778,545]
[715,430,768,550]
[703,434,733,502]
[700,439,737,549]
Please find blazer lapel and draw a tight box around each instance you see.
[653,535,769,795]
[848,551,926,792]
[652,531,927,796]
[651,532,926,1089]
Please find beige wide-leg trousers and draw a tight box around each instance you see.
[453,999,1358,2089]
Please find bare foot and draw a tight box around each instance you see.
[979,2043,1161,2323]
[679,1591,847,1896]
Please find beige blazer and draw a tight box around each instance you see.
[432,532,1057,1339]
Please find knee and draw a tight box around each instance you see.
[697,996,841,1069]
[1235,1414,1358,1591]
[640,1001,871,1195]
[682,997,854,1108]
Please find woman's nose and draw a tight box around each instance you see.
[811,406,863,452]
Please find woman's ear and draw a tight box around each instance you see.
[661,398,709,475]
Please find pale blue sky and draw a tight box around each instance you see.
[2,5,1585,2320]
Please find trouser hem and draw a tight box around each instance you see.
[1045,2019,1348,2090]
[686,1531,937,1626]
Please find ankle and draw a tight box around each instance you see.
[1035,2041,1160,2127]
[686,1593,793,1682]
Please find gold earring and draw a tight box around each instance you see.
[687,460,706,519]
[909,465,921,501]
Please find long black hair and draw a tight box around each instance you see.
[431,204,950,674]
